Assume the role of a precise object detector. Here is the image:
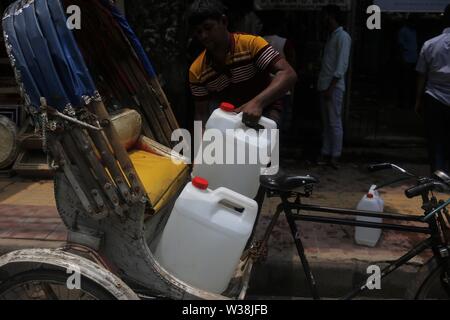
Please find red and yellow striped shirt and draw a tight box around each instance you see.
[189,33,282,112]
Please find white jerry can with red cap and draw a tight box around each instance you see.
[355,185,384,247]
[154,177,258,294]
[192,102,278,199]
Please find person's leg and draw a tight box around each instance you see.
[407,63,417,109]
[424,95,446,173]
[398,62,408,109]
[328,88,345,160]
[319,94,332,158]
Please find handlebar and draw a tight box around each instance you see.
[368,163,415,177]
[368,163,392,172]
[369,163,450,199]
[405,182,435,199]
[405,181,449,199]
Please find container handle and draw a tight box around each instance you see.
[214,187,258,217]
[235,113,278,130]
[258,117,277,130]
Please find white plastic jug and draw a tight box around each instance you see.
[355,185,384,247]
[154,177,258,294]
[192,102,279,199]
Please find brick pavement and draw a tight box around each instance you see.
[0,178,67,244]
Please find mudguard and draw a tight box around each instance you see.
[0,248,139,300]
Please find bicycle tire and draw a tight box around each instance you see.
[0,269,117,300]
[405,258,450,300]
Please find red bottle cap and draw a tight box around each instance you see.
[220,102,236,112]
[367,193,374,199]
[192,177,209,190]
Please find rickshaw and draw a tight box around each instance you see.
[0,0,449,300]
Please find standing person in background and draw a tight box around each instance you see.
[398,14,419,109]
[316,5,352,169]
[416,4,450,174]
[261,13,297,135]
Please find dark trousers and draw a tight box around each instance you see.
[424,94,450,174]
[398,62,417,109]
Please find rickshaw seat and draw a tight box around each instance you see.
[129,150,188,212]
[111,109,188,212]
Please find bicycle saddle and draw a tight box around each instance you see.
[260,170,319,193]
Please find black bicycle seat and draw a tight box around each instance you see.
[260,170,319,192]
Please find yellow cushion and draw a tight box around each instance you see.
[129,150,188,210]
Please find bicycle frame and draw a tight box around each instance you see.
[254,190,450,300]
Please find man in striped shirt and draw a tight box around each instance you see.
[187,0,297,128]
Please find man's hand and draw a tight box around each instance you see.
[323,87,334,100]
[235,99,264,126]
[323,82,337,100]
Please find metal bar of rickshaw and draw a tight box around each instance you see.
[287,203,425,222]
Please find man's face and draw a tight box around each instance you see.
[193,17,228,51]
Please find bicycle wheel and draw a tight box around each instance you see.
[0,269,117,300]
[406,258,450,300]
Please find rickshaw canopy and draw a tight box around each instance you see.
[2,0,157,112]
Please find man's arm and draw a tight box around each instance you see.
[324,33,351,99]
[323,77,340,98]
[236,58,297,122]
[334,34,352,81]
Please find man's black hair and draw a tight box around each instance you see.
[444,4,450,27]
[187,0,228,28]
[323,4,344,25]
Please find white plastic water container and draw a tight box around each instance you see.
[355,185,384,247]
[192,102,278,199]
[154,177,258,294]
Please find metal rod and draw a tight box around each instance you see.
[124,60,172,145]
[87,128,133,204]
[258,204,284,255]
[47,107,102,131]
[89,101,149,206]
[71,128,125,218]
[288,203,424,222]
[238,260,254,300]
[48,139,94,216]
[292,214,431,234]
[423,198,450,222]
[342,238,433,300]
[149,79,180,129]
[284,205,320,300]
[375,176,412,190]
[62,133,110,219]
[391,164,416,177]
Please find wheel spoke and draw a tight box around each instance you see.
[0,271,109,300]
[42,283,59,300]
